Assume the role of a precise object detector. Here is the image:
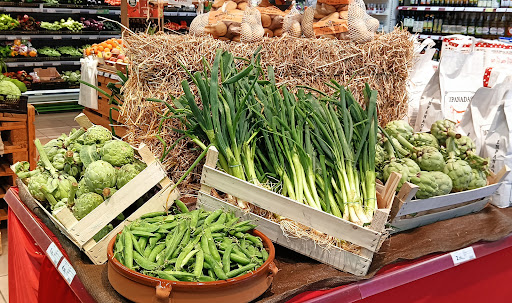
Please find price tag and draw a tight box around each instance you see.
[58,258,76,285]
[454,7,464,11]
[97,9,110,14]
[72,9,80,14]
[496,8,506,12]
[187,12,196,16]
[72,36,80,40]
[46,242,63,266]
[169,12,178,16]
[35,62,43,66]
[52,62,61,66]
[450,247,476,266]
[25,63,34,67]
[53,36,62,40]
[484,8,494,12]
[445,7,455,11]
[21,36,30,40]
[47,8,56,13]
[89,36,97,40]
[508,8,512,12]
[417,7,425,10]
[407,6,413,10]
[430,7,439,11]
[7,36,16,40]
[466,7,480,11]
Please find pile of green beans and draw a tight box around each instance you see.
[113,200,269,282]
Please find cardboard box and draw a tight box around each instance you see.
[33,68,63,82]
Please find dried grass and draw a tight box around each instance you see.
[119,29,414,192]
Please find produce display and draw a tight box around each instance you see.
[38,46,61,57]
[57,46,82,57]
[17,14,40,31]
[61,70,81,86]
[377,119,491,199]
[149,49,379,225]
[113,203,269,282]
[80,17,106,31]
[40,18,84,32]
[1,40,37,57]
[0,73,27,97]
[3,70,33,89]
[0,14,19,31]
[84,38,128,63]
[13,126,147,221]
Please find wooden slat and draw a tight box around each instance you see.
[391,198,489,233]
[27,105,36,170]
[201,165,381,252]
[0,122,25,131]
[75,113,94,129]
[84,185,179,264]
[70,160,167,245]
[197,192,371,276]
[396,183,502,217]
[0,208,7,221]
[382,172,401,209]
[199,146,219,195]
[389,182,418,222]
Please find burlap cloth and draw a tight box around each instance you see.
[16,183,512,303]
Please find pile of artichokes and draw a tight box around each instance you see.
[14,125,147,239]
[377,119,490,200]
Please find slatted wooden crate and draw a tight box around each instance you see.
[196,146,399,276]
[17,113,179,264]
[387,166,510,233]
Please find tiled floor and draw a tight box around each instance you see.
[0,111,82,302]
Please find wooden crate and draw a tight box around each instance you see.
[387,166,511,233]
[196,147,398,276]
[18,113,179,264]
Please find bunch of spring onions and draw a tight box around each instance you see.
[150,48,379,225]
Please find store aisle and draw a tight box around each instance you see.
[0,228,8,303]
[35,111,82,145]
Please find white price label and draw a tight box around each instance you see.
[430,7,439,11]
[169,12,178,16]
[21,36,30,40]
[47,8,56,13]
[496,8,506,12]
[53,36,62,40]
[35,62,43,66]
[52,62,61,66]
[57,258,76,285]
[46,242,63,266]
[417,7,425,10]
[72,36,80,40]
[7,36,15,40]
[454,7,464,11]
[72,9,80,14]
[450,247,476,266]
[445,7,455,11]
[25,63,34,67]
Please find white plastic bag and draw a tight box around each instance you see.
[458,82,512,208]
[79,57,99,110]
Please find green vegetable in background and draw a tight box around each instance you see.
[0,80,21,97]
[83,160,117,194]
[72,192,104,220]
[100,140,135,167]
[83,125,113,146]
[38,47,61,57]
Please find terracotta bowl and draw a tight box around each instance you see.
[107,229,278,303]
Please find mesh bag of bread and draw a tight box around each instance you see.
[202,2,244,41]
[347,0,379,43]
[282,1,303,37]
[256,5,286,37]
[211,0,249,11]
[241,0,265,42]
[189,11,210,36]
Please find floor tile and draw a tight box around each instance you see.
[35,130,46,139]
[0,275,8,303]
[0,229,6,277]
[38,126,74,138]
[38,137,52,145]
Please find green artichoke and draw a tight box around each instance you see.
[410,171,439,199]
[375,144,387,169]
[412,133,439,149]
[12,161,30,174]
[43,139,64,161]
[102,187,117,199]
[430,119,460,146]
[80,144,100,168]
[52,153,66,171]
[133,159,147,172]
[383,161,410,190]
[28,171,51,201]
[83,160,117,194]
[451,136,476,159]
[385,120,414,141]
[430,171,453,196]
[52,175,78,202]
[399,158,421,176]
[443,156,472,192]
[116,163,142,189]
[100,140,135,167]
[467,169,487,190]
[76,178,92,197]
[83,125,112,146]
[414,146,445,171]
[72,192,104,220]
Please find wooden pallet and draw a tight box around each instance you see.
[18,113,179,264]
[196,146,399,276]
[388,166,511,233]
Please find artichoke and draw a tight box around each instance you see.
[375,144,387,169]
[52,153,66,171]
[410,171,439,199]
[100,140,135,167]
[12,161,30,174]
[430,171,453,196]
[413,146,445,172]
[467,169,488,190]
[83,125,112,146]
[385,120,414,141]
[412,133,439,149]
[383,161,410,190]
[83,160,117,194]
[444,138,474,192]
[51,174,78,201]
[43,139,64,161]
[451,136,476,159]
[133,159,147,172]
[116,163,142,189]
[430,119,460,146]
[399,158,421,176]
[28,171,51,201]
[80,144,100,168]
[102,187,117,199]
[72,192,104,220]
[77,178,92,197]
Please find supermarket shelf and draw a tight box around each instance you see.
[0,4,120,15]
[164,11,196,17]
[0,160,15,177]
[0,33,121,40]
[6,60,81,68]
[24,88,80,105]
[418,34,445,40]
[397,6,512,12]
[367,12,389,16]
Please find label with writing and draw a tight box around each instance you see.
[208,9,244,24]
[128,0,137,6]
[490,27,498,35]
[58,258,76,285]
[497,27,505,36]
[46,242,63,266]
[317,0,350,5]
[313,19,348,36]
[450,247,476,266]
[443,91,475,123]
[257,6,286,16]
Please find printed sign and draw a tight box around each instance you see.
[313,19,348,36]
[450,247,476,266]
[208,9,244,24]
[442,91,475,123]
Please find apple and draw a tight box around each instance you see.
[123,58,129,63]
[111,48,120,55]
[104,51,112,60]
[117,54,125,60]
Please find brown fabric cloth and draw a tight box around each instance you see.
[15,182,512,303]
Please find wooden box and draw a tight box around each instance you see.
[18,113,179,264]
[388,166,510,233]
[196,147,398,276]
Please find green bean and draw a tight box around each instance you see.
[204,209,222,226]
[205,228,221,262]
[143,245,152,258]
[145,215,175,223]
[181,249,198,269]
[190,209,201,229]
[204,253,227,280]
[226,263,257,278]
[175,237,201,270]
[215,213,227,225]
[132,233,144,255]
[194,250,204,278]
[132,224,160,233]
[141,211,167,219]
[198,276,215,282]
[115,233,125,265]
[156,250,166,266]
[155,270,196,278]
[233,224,257,233]
[157,271,178,281]
[148,243,166,262]
[158,221,179,233]
[261,248,269,261]
[134,251,158,270]
[230,253,251,265]
[138,237,148,252]
[131,230,157,237]
[164,224,187,260]
[124,228,134,270]
[196,219,205,227]
[247,245,262,258]
[172,226,191,259]
[223,244,233,273]
[208,269,215,279]
[201,234,211,256]
[175,199,189,213]
[238,240,252,259]
[231,220,252,229]
[225,217,239,228]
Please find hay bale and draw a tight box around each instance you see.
[119,29,414,189]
